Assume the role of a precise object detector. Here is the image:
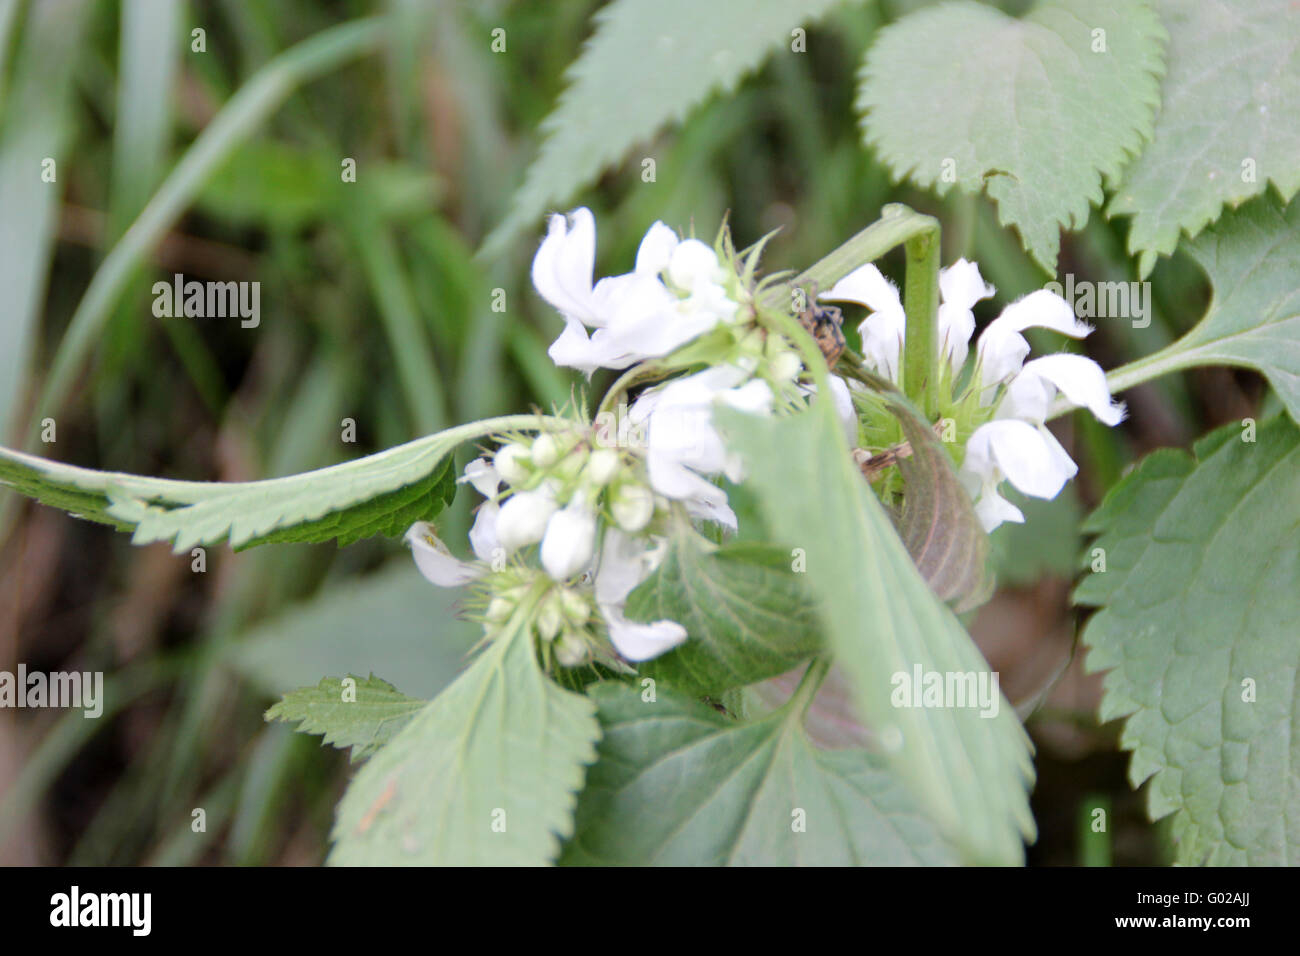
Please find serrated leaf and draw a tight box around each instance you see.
[0,414,552,550]
[330,613,600,865]
[1127,192,1300,423]
[484,0,863,254]
[890,401,992,610]
[858,0,1165,272]
[266,675,425,762]
[625,524,822,696]
[1076,415,1300,865]
[718,399,1035,864]
[562,682,957,865]
[1109,0,1300,274]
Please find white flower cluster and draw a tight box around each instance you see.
[821,259,1124,531]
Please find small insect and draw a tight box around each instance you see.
[794,283,846,368]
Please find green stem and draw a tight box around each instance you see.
[28,16,388,449]
[788,657,832,718]
[902,229,941,416]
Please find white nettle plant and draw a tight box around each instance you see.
[404,208,1123,673]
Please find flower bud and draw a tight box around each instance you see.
[611,482,655,533]
[493,443,531,485]
[540,504,597,580]
[496,486,558,553]
[559,587,590,626]
[770,349,802,382]
[555,632,589,668]
[485,596,513,625]
[584,448,621,486]
[536,598,563,641]
[530,433,560,468]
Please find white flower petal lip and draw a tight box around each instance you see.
[531,208,604,326]
[406,522,483,587]
[964,419,1077,501]
[601,607,688,661]
[546,316,603,376]
[459,457,501,499]
[937,258,995,376]
[972,486,1025,531]
[495,485,558,553]
[540,504,598,580]
[667,239,722,290]
[1004,354,1126,427]
[976,290,1091,391]
[819,262,903,315]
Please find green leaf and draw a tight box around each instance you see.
[266,676,425,762]
[1076,415,1300,865]
[625,525,822,696]
[562,681,958,865]
[227,561,479,700]
[329,610,600,865]
[1114,193,1300,423]
[890,401,992,610]
[718,401,1035,864]
[0,414,557,550]
[1109,0,1300,275]
[857,0,1165,272]
[988,486,1083,586]
[483,0,864,255]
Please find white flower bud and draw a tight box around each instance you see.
[493,443,531,485]
[560,587,590,626]
[555,632,589,668]
[536,598,563,641]
[540,504,597,580]
[485,597,513,624]
[584,448,621,486]
[668,239,721,291]
[496,486,558,553]
[530,433,560,468]
[770,349,802,382]
[611,482,655,533]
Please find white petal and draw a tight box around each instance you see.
[828,376,857,447]
[459,457,500,498]
[939,258,995,311]
[936,258,993,378]
[820,263,902,314]
[405,522,482,587]
[540,504,597,580]
[600,605,687,661]
[976,290,1090,390]
[468,502,501,563]
[635,221,680,276]
[973,487,1025,532]
[964,419,1076,501]
[1008,354,1125,426]
[667,239,721,290]
[594,527,654,606]
[531,208,601,326]
[547,317,601,376]
[496,486,558,553]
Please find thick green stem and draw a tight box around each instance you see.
[901,230,941,415]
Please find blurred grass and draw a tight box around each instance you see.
[0,0,1230,865]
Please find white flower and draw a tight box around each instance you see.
[533,208,736,376]
[820,263,905,381]
[594,529,686,661]
[610,482,655,532]
[630,365,773,531]
[974,290,1092,397]
[458,457,503,560]
[493,443,531,485]
[496,484,558,553]
[540,503,598,580]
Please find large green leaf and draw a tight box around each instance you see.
[483,0,864,254]
[227,561,479,700]
[562,681,957,865]
[1076,415,1300,865]
[330,612,600,865]
[626,526,822,696]
[718,400,1035,864]
[0,414,556,550]
[1115,193,1300,423]
[857,0,1165,272]
[266,676,425,762]
[1109,0,1300,276]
